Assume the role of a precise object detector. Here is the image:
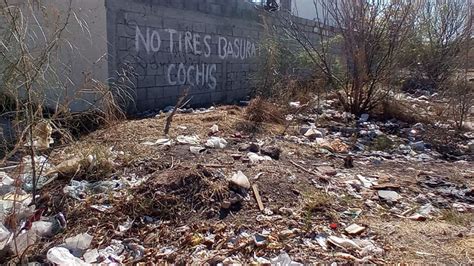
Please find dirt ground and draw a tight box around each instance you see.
[20,105,474,264]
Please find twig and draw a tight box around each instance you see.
[164,88,189,136]
[290,160,328,181]
[289,160,317,175]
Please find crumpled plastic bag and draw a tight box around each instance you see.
[205,137,227,149]
[47,247,88,266]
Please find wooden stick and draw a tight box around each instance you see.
[252,184,264,211]
[290,160,328,181]
[164,88,189,136]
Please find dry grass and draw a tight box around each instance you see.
[440,209,474,227]
[361,218,474,264]
[302,190,333,213]
[378,97,433,124]
[245,96,286,125]
[370,135,395,151]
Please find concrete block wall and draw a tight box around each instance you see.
[106,0,267,112]
[105,0,325,113]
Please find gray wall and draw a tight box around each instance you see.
[106,0,265,112]
[49,0,109,112]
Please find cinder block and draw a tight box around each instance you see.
[147,86,164,99]
[137,75,156,88]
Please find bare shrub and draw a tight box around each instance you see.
[446,76,473,130]
[0,0,131,203]
[253,15,299,99]
[401,0,472,92]
[245,96,285,124]
[282,0,415,115]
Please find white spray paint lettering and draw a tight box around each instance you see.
[135,26,256,89]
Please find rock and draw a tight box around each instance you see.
[359,113,369,123]
[412,123,425,131]
[230,154,242,160]
[344,156,354,168]
[299,125,312,135]
[410,141,426,151]
[408,213,427,221]
[468,141,474,153]
[230,171,250,189]
[378,190,401,202]
[189,146,206,155]
[372,183,400,190]
[304,128,324,140]
[210,124,219,134]
[345,224,366,235]
[278,229,298,239]
[317,166,337,176]
[261,146,281,160]
[238,143,260,153]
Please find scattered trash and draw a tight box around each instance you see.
[31,221,55,237]
[189,146,206,155]
[271,252,303,266]
[357,175,377,188]
[345,224,366,235]
[289,101,301,108]
[315,234,328,250]
[0,172,14,187]
[230,171,250,189]
[177,135,201,145]
[90,204,113,213]
[22,156,57,191]
[247,152,272,164]
[359,114,370,123]
[2,91,470,263]
[205,137,228,149]
[0,223,12,250]
[328,236,361,250]
[378,190,401,203]
[63,180,122,200]
[47,247,88,266]
[27,121,54,150]
[118,217,133,232]
[45,157,84,176]
[64,233,93,256]
[141,138,173,146]
[252,184,264,211]
[83,248,100,263]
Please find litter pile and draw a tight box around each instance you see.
[0,96,472,264]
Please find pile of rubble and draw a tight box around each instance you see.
[0,97,472,264]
